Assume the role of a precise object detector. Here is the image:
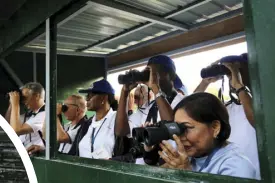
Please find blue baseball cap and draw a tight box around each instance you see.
[78,79,115,95]
[147,55,176,72]
[220,54,248,64]
[174,75,188,95]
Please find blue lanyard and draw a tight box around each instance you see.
[90,118,107,152]
[198,148,219,172]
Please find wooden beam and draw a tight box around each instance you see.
[108,15,244,68]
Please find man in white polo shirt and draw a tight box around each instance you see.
[56,94,87,155]
[5,82,45,149]
[115,55,184,165]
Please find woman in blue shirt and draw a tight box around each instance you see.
[158,92,256,179]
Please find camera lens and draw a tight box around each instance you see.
[132,127,145,143]
[118,70,150,85]
[61,105,68,113]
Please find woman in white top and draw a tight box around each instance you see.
[152,92,256,179]
[76,79,118,159]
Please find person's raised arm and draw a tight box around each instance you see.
[223,63,255,127]
[194,77,221,93]
[147,65,173,121]
[42,104,70,142]
[9,92,33,135]
[115,84,136,136]
[5,103,12,123]
[56,104,70,143]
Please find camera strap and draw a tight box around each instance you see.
[90,118,107,153]
[218,77,225,104]
[145,91,177,124]
[145,102,158,124]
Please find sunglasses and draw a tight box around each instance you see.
[61,103,79,113]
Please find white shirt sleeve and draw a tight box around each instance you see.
[25,111,45,132]
[219,155,257,179]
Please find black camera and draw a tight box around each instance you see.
[129,143,145,159]
[132,121,186,146]
[118,69,150,85]
[200,64,231,79]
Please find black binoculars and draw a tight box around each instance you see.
[132,121,186,146]
[118,69,150,85]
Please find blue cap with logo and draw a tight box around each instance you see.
[78,79,115,95]
[174,75,188,95]
[148,55,176,72]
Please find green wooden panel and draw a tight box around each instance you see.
[243,0,275,182]
[32,156,257,183]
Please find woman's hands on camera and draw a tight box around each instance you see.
[159,134,191,170]
[9,91,20,106]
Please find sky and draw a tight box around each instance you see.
[107,42,248,97]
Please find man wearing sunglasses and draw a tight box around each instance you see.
[56,95,87,155]
[5,82,45,150]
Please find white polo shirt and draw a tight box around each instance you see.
[129,92,184,165]
[78,109,116,159]
[58,122,81,154]
[227,103,260,179]
[19,111,45,149]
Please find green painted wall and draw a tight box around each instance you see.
[0,51,105,119]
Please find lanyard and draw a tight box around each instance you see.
[90,118,107,152]
[198,148,219,172]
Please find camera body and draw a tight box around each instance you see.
[129,143,145,159]
[132,120,186,146]
[118,69,150,85]
[200,64,231,79]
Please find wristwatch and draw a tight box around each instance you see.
[236,86,251,96]
[155,89,166,99]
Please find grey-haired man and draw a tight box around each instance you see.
[5,82,46,149]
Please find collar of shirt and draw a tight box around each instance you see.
[192,143,239,170]
[27,105,45,117]
[91,108,114,126]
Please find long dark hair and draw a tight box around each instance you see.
[174,92,231,146]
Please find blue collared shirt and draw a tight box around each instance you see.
[191,142,257,179]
